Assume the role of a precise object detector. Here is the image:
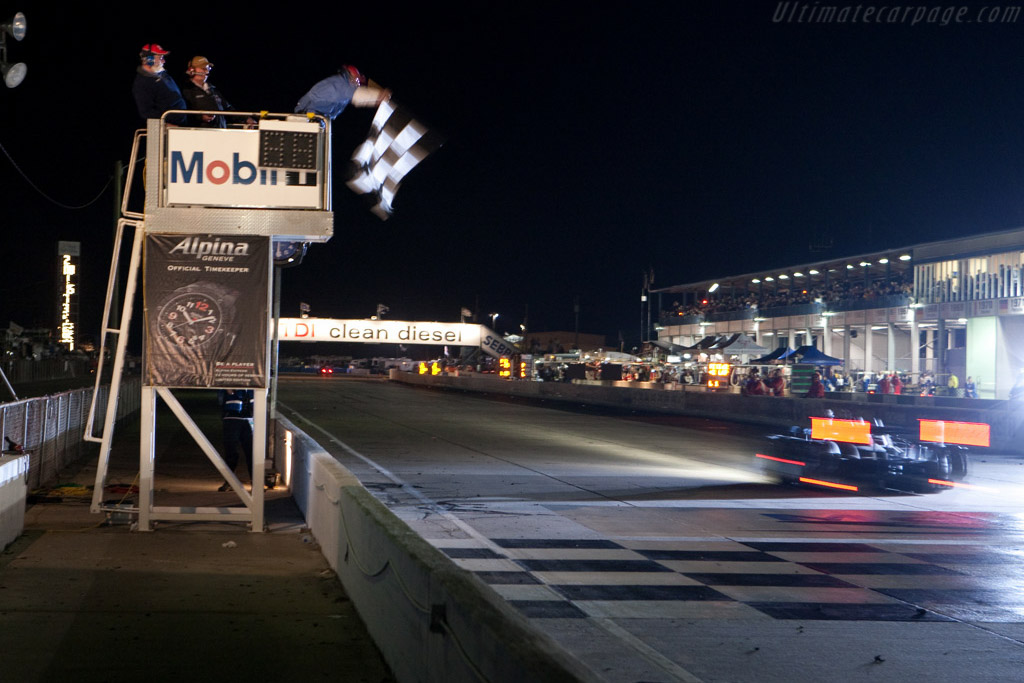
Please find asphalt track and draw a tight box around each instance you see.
[277,376,1024,683]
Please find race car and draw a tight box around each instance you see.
[756,416,981,493]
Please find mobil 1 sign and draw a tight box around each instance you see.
[165,121,323,209]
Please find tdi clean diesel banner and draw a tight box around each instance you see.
[165,121,323,209]
[144,234,270,388]
[276,318,517,358]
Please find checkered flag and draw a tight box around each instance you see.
[346,99,443,219]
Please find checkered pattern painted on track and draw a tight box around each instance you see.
[434,535,1024,623]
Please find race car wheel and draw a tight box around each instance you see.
[948,449,969,480]
[914,452,953,493]
[932,451,953,480]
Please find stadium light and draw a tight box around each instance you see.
[0,12,27,88]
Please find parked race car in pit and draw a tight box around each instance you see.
[756,415,981,493]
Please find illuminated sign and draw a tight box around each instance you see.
[707,363,731,376]
[810,417,872,444]
[706,362,731,389]
[919,419,990,447]
[57,241,79,350]
[499,357,512,378]
[275,318,516,359]
[278,319,478,345]
[165,121,323,209]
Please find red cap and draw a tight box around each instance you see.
[140,44,170,56]
[342,65,366,86]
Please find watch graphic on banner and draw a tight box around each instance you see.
[148,281,240,386]
[155,282,238,347]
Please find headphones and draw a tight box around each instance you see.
[140,44,167,68]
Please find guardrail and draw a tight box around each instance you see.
[1,377,141,491]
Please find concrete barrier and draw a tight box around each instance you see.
[0,454,29,550]
[275,415,593,683]
[392,371,1024,454]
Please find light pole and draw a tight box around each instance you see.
[490,312,499,330]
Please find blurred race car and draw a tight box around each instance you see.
[756,416,984,493]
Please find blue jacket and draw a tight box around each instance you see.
[294,74,356,120]
[219,389,254,419]
[133,68,187,125]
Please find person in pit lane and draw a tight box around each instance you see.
[805,371,825,398]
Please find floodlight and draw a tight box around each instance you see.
[0,12,26,88]
[2,60,25,87]
[2,12,25,41]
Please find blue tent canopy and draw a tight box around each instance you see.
[751,346,795,363]
[794,345,844,366]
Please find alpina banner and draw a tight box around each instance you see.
[144,234,270,388]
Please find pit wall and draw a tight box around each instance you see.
[0,455,29,550]
[275,416,592,683]
[391,372,1024,454]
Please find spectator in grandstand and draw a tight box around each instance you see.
[744,369,767,396]
[822,373,836,392]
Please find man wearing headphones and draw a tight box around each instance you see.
[181,56,245,128]
[132,44,187,125]
[295,65,391,120]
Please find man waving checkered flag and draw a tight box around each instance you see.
[346,99,444,219]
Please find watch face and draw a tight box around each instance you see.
[157,291,223,346]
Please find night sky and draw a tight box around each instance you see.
[3,2,1024,352]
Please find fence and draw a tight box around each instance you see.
[0,378,141,490]
[2,358,94,384]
